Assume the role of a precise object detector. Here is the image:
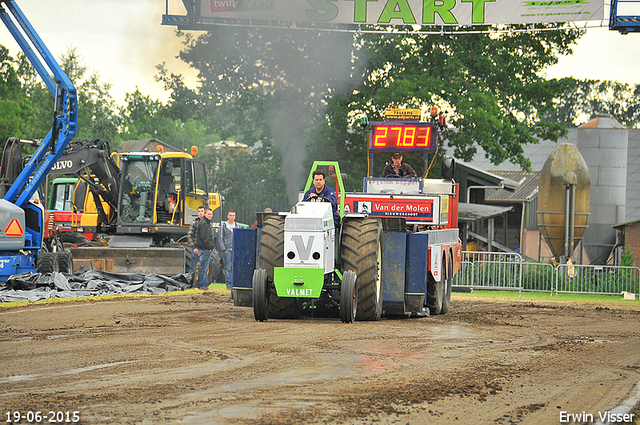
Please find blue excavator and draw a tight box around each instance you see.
[0,0,78,280]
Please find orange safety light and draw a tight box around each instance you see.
[191,146,198,156]
[5,219,23,237]
[430,106,439,118]
[157,145,164,153]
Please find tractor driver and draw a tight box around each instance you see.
[382,152,417,178]
[303,169,340,227]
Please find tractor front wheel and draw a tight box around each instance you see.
[253,268,269,322]
[340,270,357,323]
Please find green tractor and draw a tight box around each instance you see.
[252,161,383,323]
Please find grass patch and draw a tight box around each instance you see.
[453,289,640,306]
[0,283,229,310]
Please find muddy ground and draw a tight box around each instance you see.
[1,292,640,425]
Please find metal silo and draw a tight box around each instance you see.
[577,114,628,265]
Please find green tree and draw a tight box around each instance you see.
[167,25,584,181]
[0,46,31,145]
[204,141,288,223]
[2,46,120,145]
[59,48,120,142]
[542,78,640,128]
[338,25,583,172]
[119,89,166,141]
[173,27,357,202]
[119,88,218,152]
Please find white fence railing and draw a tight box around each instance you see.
[453,251,640,296]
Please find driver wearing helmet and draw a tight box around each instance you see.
[382,152,417,178]
[303,169,339,226]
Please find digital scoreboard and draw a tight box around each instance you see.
[368,121,437,152]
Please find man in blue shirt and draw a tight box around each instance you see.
[303,169,340,227]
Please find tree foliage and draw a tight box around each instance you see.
[3,23,640,220]
[0,46,121,151]
[541,78,640,128]
[341,25,584,171]
[204,141,288,223]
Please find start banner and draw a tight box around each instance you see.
[202,0,605,26]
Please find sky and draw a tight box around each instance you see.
[1,0,640,107]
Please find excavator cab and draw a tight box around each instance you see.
[117,152,210,242]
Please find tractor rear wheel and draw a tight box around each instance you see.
[340,270,357,323]
[37,252,58,274]
[340,217,383,321]
[253,268,269,322]
[258,215,301,319]
[208,249,223,284]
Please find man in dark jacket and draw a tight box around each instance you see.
[382,152,417,178]
[196,208,215,289]
[188,206,206,277]
[303,169,340,227]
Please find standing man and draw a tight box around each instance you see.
[218,210,238,294]
[303,169,340,227]
[187,205,206,282]
[251,207,272,229]
[382,152,417,178]
[196,208,216,290]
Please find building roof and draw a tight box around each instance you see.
[458,203,513,223]
[578,114,627,129]
[485,170,540,203]
[456,162,520,188]
[463,133,576,172]
[120,138,180,153]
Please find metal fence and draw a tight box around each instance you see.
[453,251,640,296]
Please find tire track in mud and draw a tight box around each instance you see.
[1,294,640,424]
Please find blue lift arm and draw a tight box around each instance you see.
[0,0,78,207]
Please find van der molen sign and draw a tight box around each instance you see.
[202,0,604,26]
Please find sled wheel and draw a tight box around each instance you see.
[440,253,453,315]
[427,279,444,315]
[340,270,357,323]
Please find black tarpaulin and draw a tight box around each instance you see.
[0,269,193,303]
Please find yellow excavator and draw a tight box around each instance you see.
[47,139,223,278]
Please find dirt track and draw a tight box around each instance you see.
[1,292,640,425]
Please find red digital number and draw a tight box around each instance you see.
[373,126,388,147]
[372,124,433,149]
[402,127,416,147]
[416,126,431,147]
